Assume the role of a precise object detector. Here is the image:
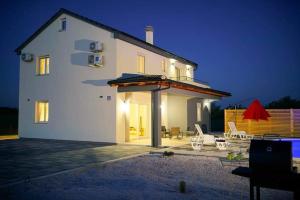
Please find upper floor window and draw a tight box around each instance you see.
[161,59,167,73]
[60,18,66,31]
[186,65,193,78]
[175,67,180,80]
[137,55,145,73]
[35,101,49,123]
[37,56,50,75]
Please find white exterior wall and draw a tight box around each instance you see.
[18,12,210,144]
[114,39,199,142]
[19,14,118,142]
[167,95,189,131]
[115,39,194,78]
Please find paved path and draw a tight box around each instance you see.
[0,139,152,186]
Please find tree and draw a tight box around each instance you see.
[265,96,300,109]
[211,103,224,131]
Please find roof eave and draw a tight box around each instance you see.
[15,8,66,54]
[14,8,198,68]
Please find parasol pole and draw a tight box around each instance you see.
[231,97,256,127]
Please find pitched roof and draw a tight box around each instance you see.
[107,74,231,97]
[15,8,198,68]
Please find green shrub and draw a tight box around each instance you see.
[234,152,244,160]
[226,152,235,160]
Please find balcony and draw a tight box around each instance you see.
[169,76,210,88]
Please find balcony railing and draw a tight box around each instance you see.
[169,76,209,87]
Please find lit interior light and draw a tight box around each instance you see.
[170,58,176,64]
[160,102,165,113]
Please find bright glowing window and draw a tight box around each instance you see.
[137,55,145,73]
[197,103,202,121]
[186,65,192,78]
[37,56,50,75]
[35,101,49,123]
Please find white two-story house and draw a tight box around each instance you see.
[16,8,230,147]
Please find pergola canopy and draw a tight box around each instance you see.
[107,74,231,98]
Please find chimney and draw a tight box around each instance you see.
[145,26,154,45]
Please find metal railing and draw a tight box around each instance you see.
[168,76,209,86]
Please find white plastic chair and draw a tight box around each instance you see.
[194,124,216,145]
[191,134,203,150]
[224,132,231,139]
[215,138,230,150]
[227,122,253,140]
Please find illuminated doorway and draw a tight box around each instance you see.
[129,103,150,143]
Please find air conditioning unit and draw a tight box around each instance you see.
[88,54,103,67]
[90,42,103,52]
[21,53,34,62]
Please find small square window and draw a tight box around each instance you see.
[35,101,49,123]
[37,56,50,75]
[60,18,66,31]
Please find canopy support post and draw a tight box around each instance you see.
[151,90,161,147]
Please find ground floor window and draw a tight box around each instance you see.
[35,101,49,123]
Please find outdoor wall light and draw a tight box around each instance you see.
[121,100,129,113]
[203,99,215,108]
[203,100,211,108]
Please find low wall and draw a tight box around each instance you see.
[224,109,300,136]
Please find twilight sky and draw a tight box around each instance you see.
[0,0,299,108]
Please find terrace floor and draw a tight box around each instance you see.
[127,137,192,147]
[1,154,294,200]
[0,138,153,186]
[152,138,300,171]
[1,137,300,199]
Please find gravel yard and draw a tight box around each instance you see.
[0,154,292,200]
